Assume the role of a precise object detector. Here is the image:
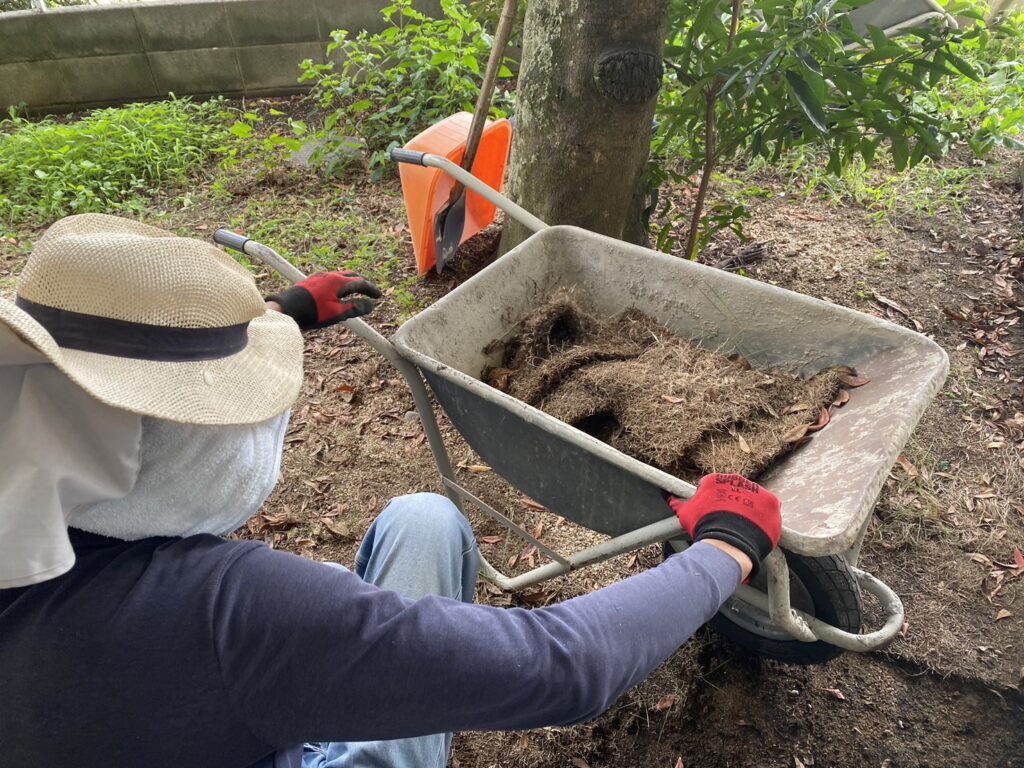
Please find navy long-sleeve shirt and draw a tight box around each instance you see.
[0,529,740,768]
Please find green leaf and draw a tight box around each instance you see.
[867,25,890,52]
[784,69,828,133]
[826,149,842,175]
[943,50,981,82]
[228,122,253,139]
[691,0,722,37]
[349,99,374,113]
[859,135,881,165]
[891,135,910,171]
[743,48,782,98]
[912,121,942,155]
[909,138,927,167]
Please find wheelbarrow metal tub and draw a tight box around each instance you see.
[392,225,949,559]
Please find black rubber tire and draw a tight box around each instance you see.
[665,542,863,665]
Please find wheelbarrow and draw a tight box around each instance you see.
[214,148,949,665]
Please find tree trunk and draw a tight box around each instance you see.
[501,0,670,252]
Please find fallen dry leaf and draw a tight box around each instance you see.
[895,455,919,478]
[783,424,809,443]
[334,384,358,403]
[656,694,679,712]
[487,367,515,392]
[321,503,347,518]
[784,402,813,414]
[465,464,492,474]
[661,395,686,404]
[480,535,503,545]
[675,759,685,768]
[942,306,971,323]
[571,759,591,768]
[871,291,912,318]
[520,496,546,512]
[1015,547,1024,569]
[822,687,846,701]
[838,374,870,388]
[794,757,807,768]
[533,521,545,540]
[806,407,831,433]
[995,608,1012,621]
[737,433,752,454]
[832,389,851,407]
[258,509,302,531]
[321,518,352,539]
[626,552,639,569]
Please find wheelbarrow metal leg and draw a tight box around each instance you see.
[441,478,570,568]
[478,516,685,592]
[764,550,818,642]
[736,553,906,651]
[344,319,466,514]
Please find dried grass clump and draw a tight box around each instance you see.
[485,290,848,480]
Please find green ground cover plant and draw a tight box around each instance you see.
[299,0,516,178]
[0,98,236,232]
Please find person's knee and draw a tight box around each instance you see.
[379,492,472,545]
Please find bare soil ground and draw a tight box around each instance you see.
[1,100,1021,767]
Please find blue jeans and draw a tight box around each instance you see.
[302,493,480,768]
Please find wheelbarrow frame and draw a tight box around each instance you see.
[218,150,928,654]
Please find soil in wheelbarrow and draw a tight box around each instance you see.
[483,290,861,482]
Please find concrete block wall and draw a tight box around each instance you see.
[0,0,441,113]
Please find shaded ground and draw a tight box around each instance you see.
[1,99,1021,767]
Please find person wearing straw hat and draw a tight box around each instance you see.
[0,214,782,768]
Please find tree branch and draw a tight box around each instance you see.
[683,0,742,260]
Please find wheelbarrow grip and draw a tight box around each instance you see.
[213,228,249,253]
[390,148,427,166]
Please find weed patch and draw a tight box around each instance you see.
[225,187,421,317]
[0,98,237,232]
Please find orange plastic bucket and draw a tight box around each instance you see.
[398,112,513,276]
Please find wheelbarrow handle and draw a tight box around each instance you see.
[212,228,468,521]
[389,148,549,235]
[213,228,307,285]
[211,230,430,413]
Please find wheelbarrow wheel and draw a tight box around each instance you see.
[664,542,862,665]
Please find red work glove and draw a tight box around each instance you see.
[669,474,781,578]
[269,271,383,330]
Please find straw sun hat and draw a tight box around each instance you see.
[0,214,303,425]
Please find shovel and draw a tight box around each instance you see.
[433,0,518,273]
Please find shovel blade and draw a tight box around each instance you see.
[434,191,467,274]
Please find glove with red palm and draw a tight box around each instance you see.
[269,271,383,330]
[669,474,782,577]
